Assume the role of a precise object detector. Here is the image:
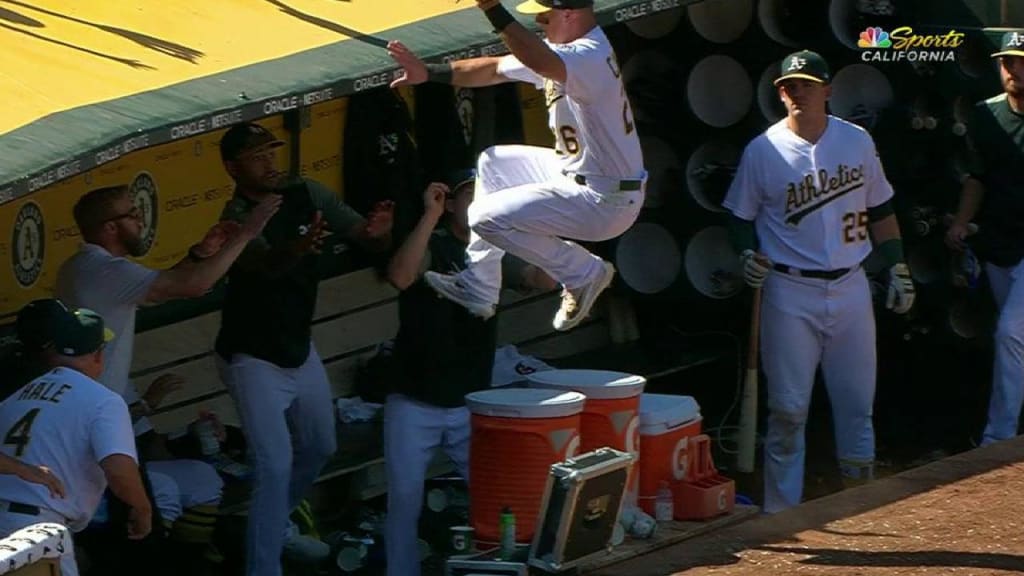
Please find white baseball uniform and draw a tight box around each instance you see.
[723,115,894,513]
[0,367,137,576]
[454,26,646,305]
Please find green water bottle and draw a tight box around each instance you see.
[498,506,516,560]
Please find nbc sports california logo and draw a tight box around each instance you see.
[11,201,44,288]
[857,26,964,62]
[129,171,158,255]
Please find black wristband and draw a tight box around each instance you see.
[425,62,453,84]
[483,3,515,32]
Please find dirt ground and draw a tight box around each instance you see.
[590,437,1024,576]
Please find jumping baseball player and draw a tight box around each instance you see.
[214,122,392,576]
[723,50,915,513]
[0,299,150,576]
[387,0,645,331]
[946,31,1024,445]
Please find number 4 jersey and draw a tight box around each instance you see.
[0,367,136,531]
[723,116,894,271]
[496,26,644,181]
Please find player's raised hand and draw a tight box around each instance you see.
[424,183,448,217]
[886,262,915,314]
[740,249,772,288]
[15,464,65,499]
[240,193,283,239]
[387,41,428,87]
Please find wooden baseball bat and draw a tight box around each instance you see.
[735,286,762,473]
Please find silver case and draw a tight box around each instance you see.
[444,546,529,576]
[528,447,634,572]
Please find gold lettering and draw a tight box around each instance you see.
[890,26,965,50]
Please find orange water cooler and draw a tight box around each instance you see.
[464,388,585,544]
[525,369,645,504]
[636,393,702,516]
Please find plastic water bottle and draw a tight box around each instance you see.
[655,481,674,522]
[498,506,516,559]
[196,418,220,457]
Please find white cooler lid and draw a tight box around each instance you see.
[638,393,701,432]
[465,388,586,418]
[526,369,646,399]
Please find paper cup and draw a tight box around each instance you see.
[450,525,475,555]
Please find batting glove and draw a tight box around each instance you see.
[886,262,915,314]
[740,249,771,288]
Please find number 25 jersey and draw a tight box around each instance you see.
[723,116,894,271]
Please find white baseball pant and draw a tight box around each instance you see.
[145,460,224,523]
[760,268,877,514]
[384,394,470,576]
[458,145,644,306]
[982,260,1024,445]
[218,346,336,576]
[0,509,78,576]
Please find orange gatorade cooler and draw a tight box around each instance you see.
[637,393,702,516]
[525,369,645,502]
[465,388,585,544]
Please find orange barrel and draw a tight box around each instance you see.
[525,370,646,503]
[637,393,702,516]
[465,388,585,543]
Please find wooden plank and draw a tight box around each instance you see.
[131,311,220,376]
[577,506,760,574]
[129,271,556,376]
[313,267,396,321]
[311,304,399,360]
[496,292,564,345]
[132,355,223,412]
[519,320,610,360]
[131,267,395,374]
[148,391,239,436]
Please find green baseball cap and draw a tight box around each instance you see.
[774,50,831,85]
[16,299,114,357]
[992,29,1024,58]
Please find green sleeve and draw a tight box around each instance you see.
[727,214,758,254]
[220,196,270,254]
[307,179,366,240]
[964,102,990,182]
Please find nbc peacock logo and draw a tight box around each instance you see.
[858,27,892,48]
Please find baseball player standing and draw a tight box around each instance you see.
[213,122,393,576]
[723,50,915,514]
[946,31,1024,445]
[387,0,645,331]
[0,299,150,576]
[382,172,554,576]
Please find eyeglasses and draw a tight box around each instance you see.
[105,206,142,224]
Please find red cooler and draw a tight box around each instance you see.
[637,393,702,516]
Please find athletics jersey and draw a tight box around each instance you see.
[0,368,136,532]
[723,116,894,270]
[496,26,643,180]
